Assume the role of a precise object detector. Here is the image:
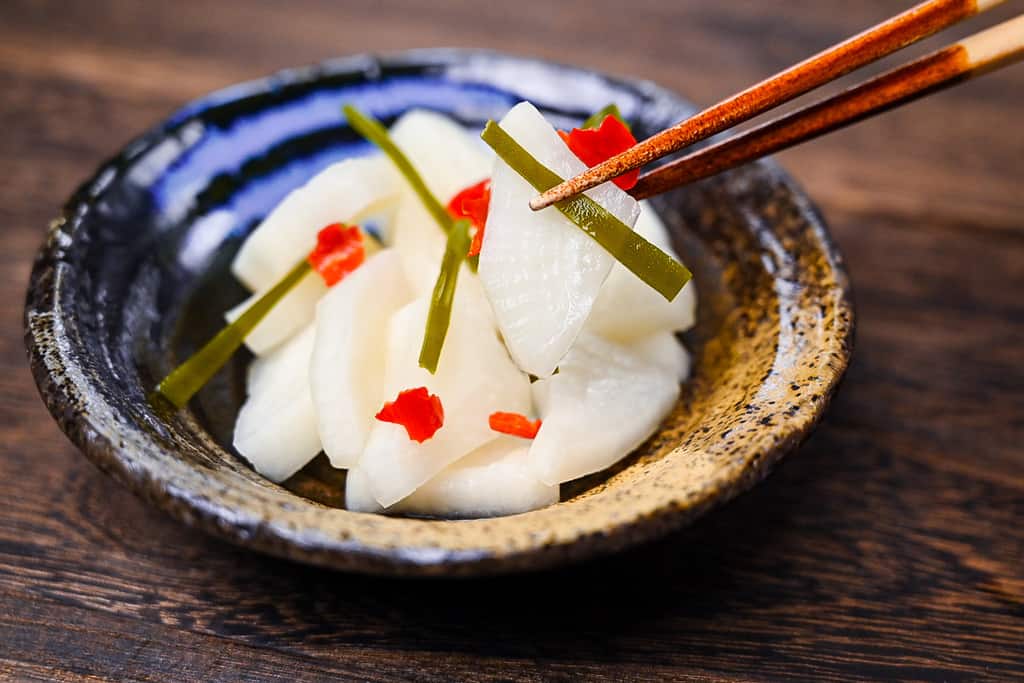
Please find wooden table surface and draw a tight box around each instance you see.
[2,1,1022,680]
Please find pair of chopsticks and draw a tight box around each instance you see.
[531,0,1024,209]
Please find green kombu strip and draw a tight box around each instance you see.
[418,219,472,374]
[156,259,312,408]
[343,105,455,234]
[346,105,483,370]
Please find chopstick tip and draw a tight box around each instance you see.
[528,193,553,211]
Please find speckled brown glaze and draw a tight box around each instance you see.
[24,49,853,576]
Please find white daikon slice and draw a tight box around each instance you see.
[234,324,321,482]
[346,437,558,517]
[585,201,697,343]
[360,293,531,507]
[231,156,399,292]
[388,194,448,296]
[630,331,692,382]
[388,110,493,296]
[309,250,413,469]
[529,331,682,485]
[388,191,496,308]
[225,270,326,355]
[389,109,492,203]
[342,468,381,514]
[377,193,494,309]
[478,101,640,377]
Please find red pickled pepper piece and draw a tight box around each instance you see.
[446,179,491,257]
[489,411,542,439]
[375,387,445,442]
[307,223,365,286]
[558,115,640,191]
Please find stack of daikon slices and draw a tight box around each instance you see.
[230,102,697,518]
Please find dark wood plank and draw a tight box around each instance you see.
[4,587,646,683]
[0,0,1021,680]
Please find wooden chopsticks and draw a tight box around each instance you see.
[530,0,1013,210]
[632,14,1024,200]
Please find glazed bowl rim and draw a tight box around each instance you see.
[24,47,854,576]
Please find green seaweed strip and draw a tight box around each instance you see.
[418,219,472,374]
[343,105,455,235]
[581,103,627,130]
[156,259,312,408]
[480,121,691,301]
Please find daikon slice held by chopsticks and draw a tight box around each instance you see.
[477,102,640,378]
[481,109,690,304]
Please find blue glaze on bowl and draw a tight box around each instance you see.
[140,52,660,275]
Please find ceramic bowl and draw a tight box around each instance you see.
[24,49,853,576]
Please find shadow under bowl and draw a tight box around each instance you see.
[25,48,853,576]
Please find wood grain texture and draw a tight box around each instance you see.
[1,0,1021,680]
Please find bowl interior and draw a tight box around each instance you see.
[26,49,852,575]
